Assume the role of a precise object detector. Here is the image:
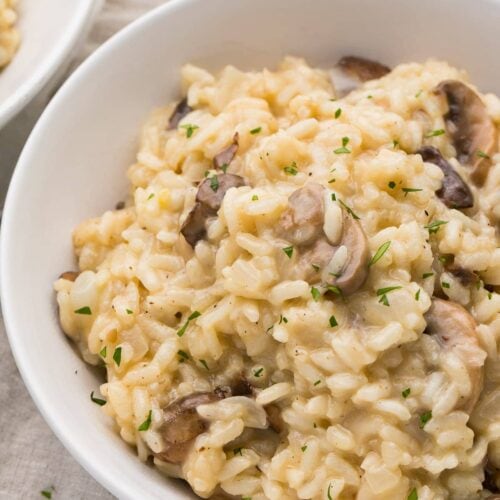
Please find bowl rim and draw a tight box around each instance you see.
[0,1,195,497]
[0,0,102,129]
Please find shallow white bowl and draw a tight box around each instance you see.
[0,0,100,129]
[2,0,500,498]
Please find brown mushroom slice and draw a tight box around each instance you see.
[330,56,390,97]
[435,80,497,185]
[167,97,192,130]
[180,173,246,247]
[418,146,473,209]
[296,238,336,283]
[213,132,239,170]
[277,183,326,246]
[59,271,80,282]
[447,264,479,287]
[424,298,486,413]
[156,392,222,464]
[326,211,370,296]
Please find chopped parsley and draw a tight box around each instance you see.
[279,314,288,324]
[310,287,321,301]
[488,292,493,300]
[338,199,360,219]
[41,488,54,499]
[284,161,298,175]
[250,126,262,135]
[402,187,423,196]
[147,193,155,200]
[425,220,448,234]
[220,164,228,174]
[415,289,421,301]
[326,285,343,297]
[90,391,106,406]
[126,308,133,315]
[314,380,321,386]
[328,178,336,183]
[328,483,334,500]
[180,123,199,138]
[74,306,92,315]
[331,193,336,201]
[301,445,308,452]
[282,246,294,258]
[402,387,411,398]
[113,346,122,366]
[408,488,418,500]
[138,410,152,431]
[376,286,402,307]
[392,140,399,149]
[177,310,201,337]
[335,108,342,119]
[476,150,490,159]
[209,175,219,192]
[415,89,423,98]
[311,264,320,272]
[99,346,107,358]
[422,272,434,279]
[388,181,396,189]
[424,128,445,138]
[369,241,391,267]
[199,359,209,370]
[329,315,338,327]
[251,195,259,201]
[254,367,264,377]
[178,350,189,361]
[419,411,432,428]
[441,282,450,289]
[333,136,351,154]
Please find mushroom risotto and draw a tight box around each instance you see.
[54,57,500,499]
[0,0,19,68]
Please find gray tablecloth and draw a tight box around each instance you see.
[0,1,167,498]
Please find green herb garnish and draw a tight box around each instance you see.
[138,410,152,431]
[422,272,434,279]
[74,306,92,315]
[99,346,107,358]
[177,310,201,337]
[333,136,351,154]
[328,483,334,500]
[284,161,298,175]
[251,195,259,201]
[476,150,490,159]
[369,241,391,267]
[254,367,264,377]
[113,346,122,366]
[425,220,448,234]
[147,193,155,200]
[178,350,189,361]
[415,289,421,301]
[90,391,106,406]
[338,199,360,219]
[331,193,336,201]
[402,187,423,196]
[312,264,320,272]
[209,175,219,192]
[376,286,402,307]
[388,181,396,189]
[310,287,321,301]
[279,314,288,324]
[180,123,199,138]
[329,315,338,327]
[282,246,294,258]
[326,285,343,296]
[126,309,133,315]
[199,359,209,370]
[415,89,423,98]
[250,127,262,135]
[314,380,321,386]
[392,140,399,149]
[408,488,418,500]
[441,282,450,289]
[40,488,54,499]
[335,108,342,119]
[419,411,432,428]
[424,128,445,138]
[301,445,307,452]
[402,388,411,398]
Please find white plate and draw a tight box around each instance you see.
[2,0,500,498]
[0,0,101,129]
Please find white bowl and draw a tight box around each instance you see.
[0,0,101,129]
[2,0,500,498]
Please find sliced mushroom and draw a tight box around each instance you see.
[296,238,336,283]
[180,173,246,247]
[167,97,192,130]
[277,183,326,246]
[330,56,390,97]
[213,132,239,170]
[484,462,500,495]
[326,211,370,296]
[435,80,497,185]
[447,265,479,287]
[418,146,473,209]
[424,298,485,413]
[59,271,79,282]
[156,392,222,464]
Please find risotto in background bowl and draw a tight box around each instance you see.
[0,0,100,129]
[2,0,500,499]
